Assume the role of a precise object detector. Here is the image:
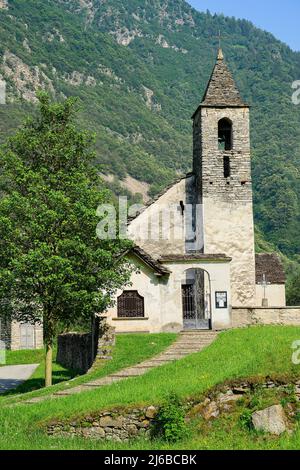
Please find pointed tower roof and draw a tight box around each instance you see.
[198,48,248,109]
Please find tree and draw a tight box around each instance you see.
[0,93,132,387]
[287,271,300,306]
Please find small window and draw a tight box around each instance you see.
[223,156,231,178]
[218,118,233,151]
[117,291,145,318]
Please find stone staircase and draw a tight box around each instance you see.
[23,331,218,404]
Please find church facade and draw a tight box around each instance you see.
[105,49,286,333]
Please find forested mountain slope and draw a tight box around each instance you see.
[0,0,299,263]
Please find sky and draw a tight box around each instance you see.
[187,0,300,51]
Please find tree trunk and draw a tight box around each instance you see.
[45,341,53,387]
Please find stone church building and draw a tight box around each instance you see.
[105,49,286,334]
[1,48,287,349]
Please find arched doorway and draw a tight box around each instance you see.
[181,269,212,330]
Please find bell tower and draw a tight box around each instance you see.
[192,49,256,307]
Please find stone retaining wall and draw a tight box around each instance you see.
[57,332,93,373]
[231,307,300,328]
[47,377,300,442]
[57,323,116,373]
[47,405,158,442]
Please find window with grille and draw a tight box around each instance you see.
[117,291,145,318]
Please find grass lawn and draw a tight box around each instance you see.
[0,326,300,449]
[0,333,177,400]
[0,347,77,395]
[1,348,45,366]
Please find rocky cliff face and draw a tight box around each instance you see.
[0,0,8,10]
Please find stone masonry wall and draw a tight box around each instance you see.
[91,323,116,369]
[57,332,93,373]
[47,405,158,442]
[57,324,116,373]
[232,307,300,328]
[47,377,300,442]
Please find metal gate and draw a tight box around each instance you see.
[182,284,211,330]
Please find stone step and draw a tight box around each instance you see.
[171,342,212,347]
[166,350,192,354]
[180,336,217,340]
[177,337,215,341]
[133,364,155,369]
[164,349,199,354]
[54,388,83,396]
[165,351,199,356]
[177,342,214,346]
[155,355,189,361]
[24,396,51,404]
[181,330,217,334]
[179,338,216,343]
[140,360,173,366]
[179,335,216,338]
[83,377,122,386]
[110,367,151,377]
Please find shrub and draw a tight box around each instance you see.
[151,393,188,443]
[240,410,253,430]
[294,410,300,423]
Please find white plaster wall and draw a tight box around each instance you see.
[255,284,286,307]
[203,198,256,307]
[128,176,194,258]
[159,260,232,331]
[106,257,232,333]
[105,255,163,333]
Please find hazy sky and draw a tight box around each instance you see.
[187,0,300,51]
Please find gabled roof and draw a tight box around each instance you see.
[129,246,171,276]
[255,253,286,285]
[193,48,248,116]
[128,173,194,224]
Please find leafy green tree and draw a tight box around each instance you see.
[0,93,132,386]
[287,272,300,306]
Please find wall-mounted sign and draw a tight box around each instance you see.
[215,291,228,309]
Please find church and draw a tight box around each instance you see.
[105,48,286,333]
[1,48,287,350]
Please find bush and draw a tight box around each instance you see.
[240,409,253,430]
[151,393,188,443]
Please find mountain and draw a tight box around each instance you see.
[0,0,299,267]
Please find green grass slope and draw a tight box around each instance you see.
[0,333,177,400]
[0,326,300,449]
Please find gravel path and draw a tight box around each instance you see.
[0,364,39,394]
